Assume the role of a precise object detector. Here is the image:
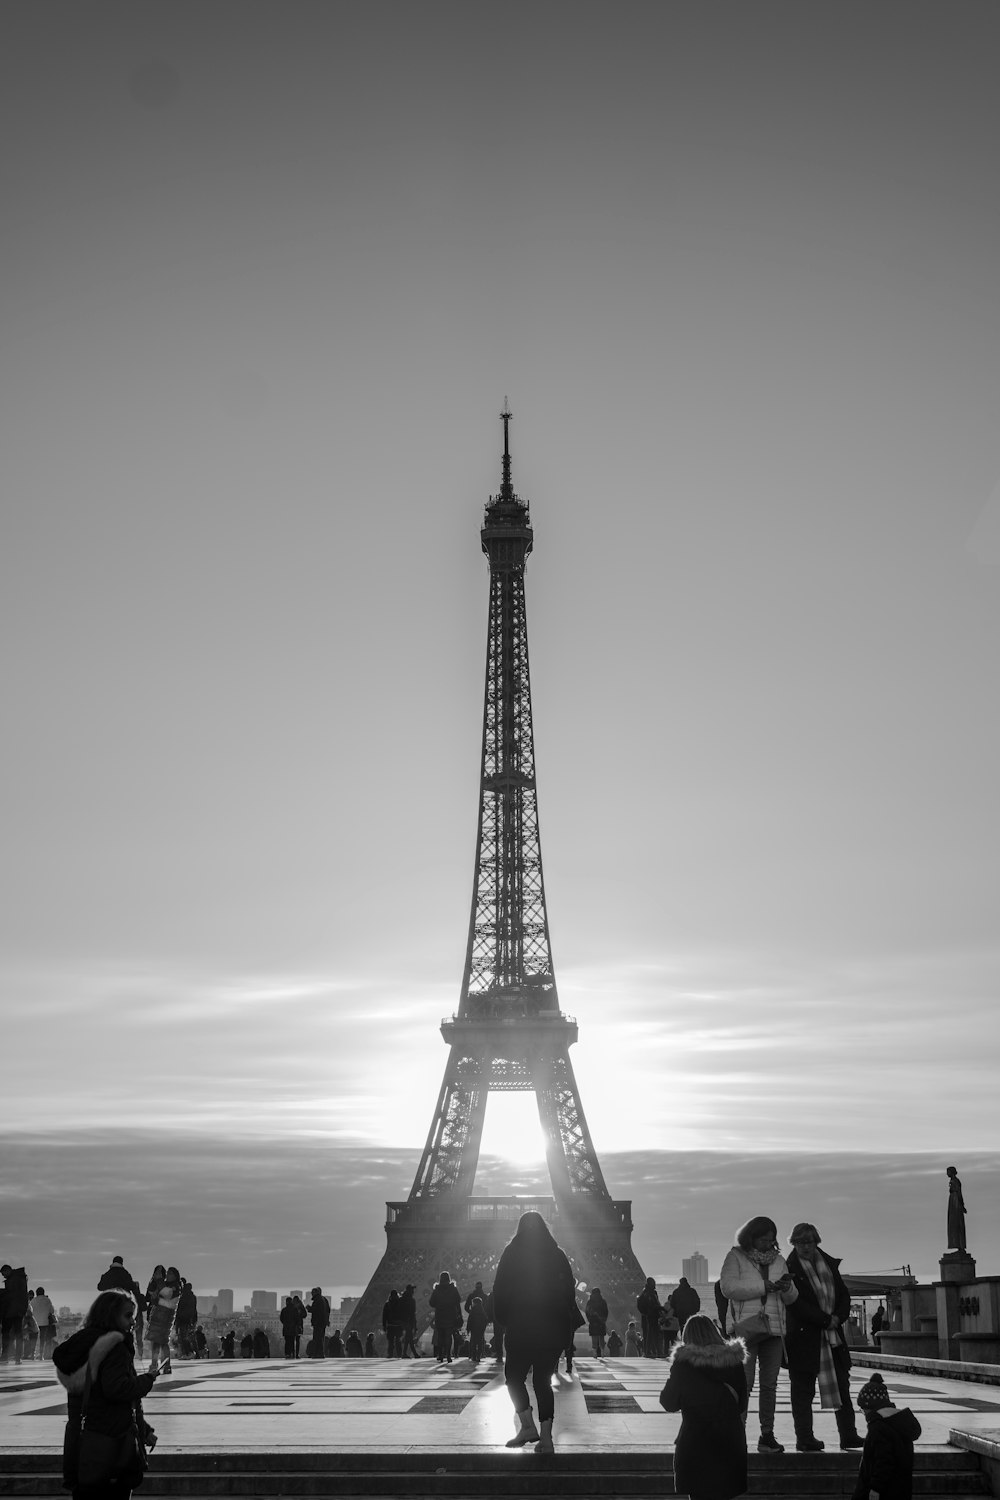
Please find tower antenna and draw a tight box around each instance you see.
[500,398,513,499]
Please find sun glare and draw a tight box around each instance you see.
[478,1092,548,1168]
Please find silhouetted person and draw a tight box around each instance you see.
[221,1330,235,1358]
[309,1287,330,1358]
[382,1289,404,1357]
[291,1295,307,1357]
[607,1329,623,1356]
[586,1287,609,1355]
[637,1277,662,1359]
[364,1331,376,1356]
[330,1328,345,1356]
[713,1278,729,1334]
[467,1296,488,1362]
[400,1284,419,1358]
[32,1286,57,1359]
[252,1327,270,1358]
[492,1209,579,1454]
[240,1332,254,1358]
[97,1256,142,1301]
[1,1264,29,1364]
[175,1280,198,1353]
[669,1277,701,1330]
[429,1271,463,1362]
[871,1303,886,1341]
[345,1328,363,1356]
[280,1297,299,1359]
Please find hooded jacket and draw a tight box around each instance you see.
[851,1406,923,1500]
[659,1340,749,1500]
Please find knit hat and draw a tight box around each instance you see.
[857,1373,892,1414]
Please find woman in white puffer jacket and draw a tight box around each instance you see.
[719,1215,798,1455]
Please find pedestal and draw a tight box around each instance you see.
[940,1251,977,1283]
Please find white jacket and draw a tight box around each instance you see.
[719,1247,797,1336]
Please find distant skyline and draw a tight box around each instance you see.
[2,2,998,1306]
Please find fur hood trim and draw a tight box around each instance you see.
[668,1338,746,1373]
[54,1332,124,1393]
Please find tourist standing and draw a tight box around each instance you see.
[53,1290,160,1500]
[586,1287,609,1356]
[429,1272,463,1363]
[280,1298,299,1359]
[400,1284,419,1358]
[784,1223,863,1452]
[659,1313,748,1500]
[145,1266,181,1373]
[670,1277,702,1330]
[720,1216,797,1455]
[31,1287,58,1359]
[0,1263,29,1364]
[309,1287,330,1357]
[492,1209,579,1454]
[382,1289,404,1357]
[637,1278,662,1358]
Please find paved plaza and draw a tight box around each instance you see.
[2,1355,1000,1456]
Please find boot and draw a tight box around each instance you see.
[506,1408,541,1448]
[537,1418,554,1454]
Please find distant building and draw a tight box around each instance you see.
[196,1295,219,1318]
[289,1290,303,1301]
[216,1289,234,1317]
[251,1290,277,1313]
[683,1252,709,1284]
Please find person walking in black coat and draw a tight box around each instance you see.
[399,1285,419,1358]
[309,1288,330,1358]
[586,1288,609,1356]
[637,1277,662,1358]
[852,1373,922,1500]
[0,1264,30,1364]
[670,1277,702,1330]
[785,1223,863,1452]
[382,1290,404,1357]
[429,1272,463,1363]
[659,1314,748,1500]
[492,1210,579,1454]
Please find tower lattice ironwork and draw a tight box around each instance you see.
[351,408,646,1339]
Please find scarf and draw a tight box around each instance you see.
[800,1254,842,1409]
[746,1246,780,1269]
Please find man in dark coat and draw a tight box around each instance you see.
[309,1287,330,1358]
[0,1264,29,1364]
[399,1284,419,1358]
[636,1277,662,1358]
[669,1277,702,1330]
[785,1223,863,1452]
[97,1256,142,1300]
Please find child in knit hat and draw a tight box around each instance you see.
[851,1373,922,1500]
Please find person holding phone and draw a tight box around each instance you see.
[720,1216,798,1454]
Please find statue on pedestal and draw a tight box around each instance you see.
[946,1165,968,1252]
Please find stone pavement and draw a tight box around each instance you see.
[3,1354,1000,1455]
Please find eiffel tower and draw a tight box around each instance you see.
[350,407,646,1339]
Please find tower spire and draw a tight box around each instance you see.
[500,397,513,500]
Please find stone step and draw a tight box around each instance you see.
[0,1451,990,1498]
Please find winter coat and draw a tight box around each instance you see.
[176,1287,198,1328]
[31,1293,56,1329]
[345,1331,364,1356]
[428,1280,463,1334]
[97,1264,141,1300]
[467,1301,488,1336]
[637,1284,662,1320]
[146,1282,180,1345]
[492,1232,578,1351]
[310,1294,331,1331]
[382,1292,404,1331]
[1,1266,29,1319]
[280,1303,300,1335]
[399,1290,417,1329]
[785,1250,852,1377]
[586,1292,609,1337]
[670,1281,702,1328]
[851,1407,922,1500]
[719,1247,797,1339]
[52,1327,155,1489]
[659,1340,749,1500]
[625,1326,642,1355]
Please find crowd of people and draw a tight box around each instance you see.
[2,1213,924,1500]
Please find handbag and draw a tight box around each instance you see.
[74,1364,146,1487]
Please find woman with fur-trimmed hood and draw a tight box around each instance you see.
[659,1314,749,1500]
[52,1289,161,1498]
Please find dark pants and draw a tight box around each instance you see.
[640,1316,660,1357]
[0,1318,24,1362]
[789,1345,858,1441]
[283,1335,296,1358]
[386,1324,403,1357]
[402,1326,419,1357]
[311,1327,327,1357]
[504,1333,562,1423]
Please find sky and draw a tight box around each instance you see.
[2,1,998,1310]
